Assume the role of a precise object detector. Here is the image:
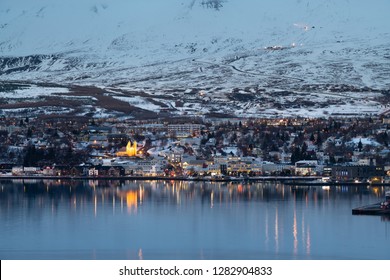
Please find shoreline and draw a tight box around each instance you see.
[1,175,390,186]
[0,175,320,182]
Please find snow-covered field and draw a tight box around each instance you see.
[0,85,69,99]
[112,96,162,112]
[1,106,74,115]
[0,0,389,118]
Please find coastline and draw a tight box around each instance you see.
[1,175,390,186]
[0,175,320,182]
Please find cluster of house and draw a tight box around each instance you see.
[9,155,385,182]
[2,116,390,182]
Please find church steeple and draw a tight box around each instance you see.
[117,140,137,157]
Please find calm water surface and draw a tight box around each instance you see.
[0,179,389,260]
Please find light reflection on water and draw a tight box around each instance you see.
[0,179,389,260]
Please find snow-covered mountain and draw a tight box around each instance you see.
[0,0,389,118]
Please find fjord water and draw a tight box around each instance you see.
[0,179,389,260]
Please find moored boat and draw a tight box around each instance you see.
[380,191,390,209]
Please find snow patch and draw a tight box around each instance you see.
[112,95,161,112]
[0,85,69,98]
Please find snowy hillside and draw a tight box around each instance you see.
[0,0,389,118]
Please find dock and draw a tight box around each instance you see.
[352,203,390,216]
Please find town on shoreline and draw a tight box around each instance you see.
[1,115,390,184]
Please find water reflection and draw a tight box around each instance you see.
[1,180,389,216]
[0,180,389,260]
[293,207,298,255]
[275,207,279,254]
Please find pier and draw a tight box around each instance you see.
[352,203,390,216]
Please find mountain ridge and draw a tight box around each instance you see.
[0,0,389,119]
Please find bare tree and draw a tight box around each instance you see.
[201,0,226,11]
[189,0,197,9]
